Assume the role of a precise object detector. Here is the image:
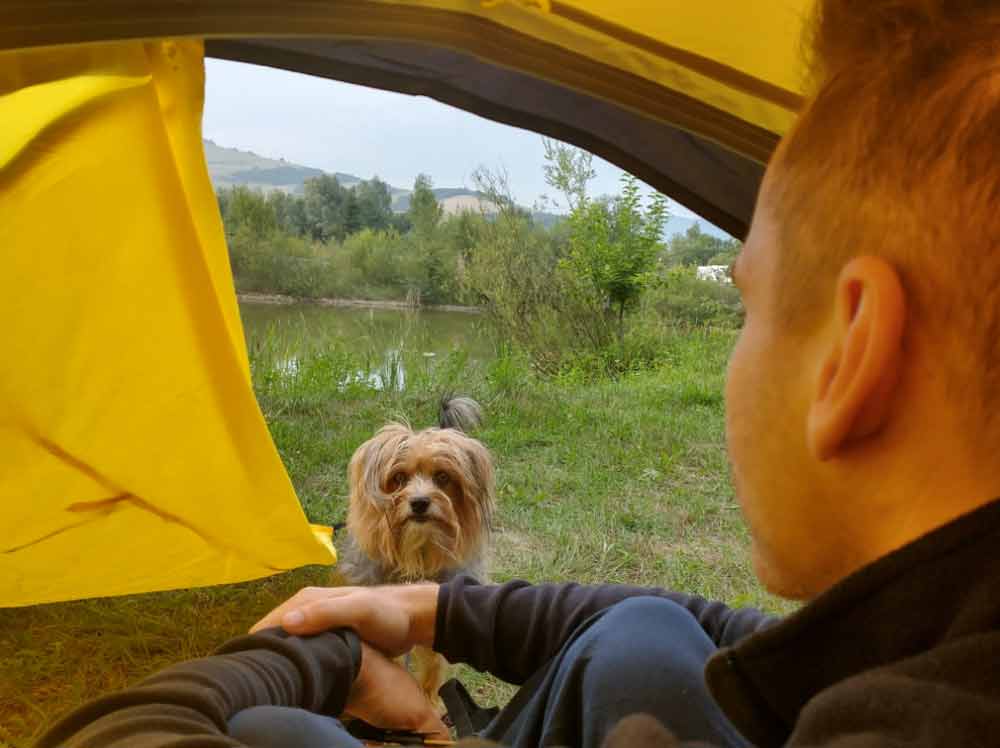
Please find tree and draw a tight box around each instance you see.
[445,210,486,264]
[471,164,517,218]
[390,212,412,234]
[461,168,567,369]
[220,185,276,239]
[266,190,309,237]
[286,197,309,237]
[408,174,443,237]
[217,186,279,283]
[542,138,596,212]
[343,190,362,237]
[303,174,353,241]
[665,224,740,267]
[564,175,669,345]
[470,164,533,222]
[354,177,393,231]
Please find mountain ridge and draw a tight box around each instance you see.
[202,139,730,238]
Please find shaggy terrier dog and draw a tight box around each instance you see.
[338,396,495,705]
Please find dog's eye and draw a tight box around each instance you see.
[433,471,450,487]
[390,472,408,490]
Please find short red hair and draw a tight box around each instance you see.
[772,0,1000,419]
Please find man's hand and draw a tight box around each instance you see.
[250,584,440,657]
[346,642,449,740]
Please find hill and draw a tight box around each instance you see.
[664,216,732,240]
[392,188,492,215]
[202,140,731,237]
[204,139,357,193]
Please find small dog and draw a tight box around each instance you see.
[338,396,496,705]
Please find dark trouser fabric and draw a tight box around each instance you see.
[227,597,747,748]
[228,708,362,748]
[481,597,749,748]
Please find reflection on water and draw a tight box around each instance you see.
[240,303,489,356]
[274,350,424,391]
[239,302,489,390]
[344,364,406,392]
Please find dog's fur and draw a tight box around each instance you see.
[337,396,496,705]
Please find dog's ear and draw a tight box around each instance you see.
[348,423,412,501]
[462,437,496,530]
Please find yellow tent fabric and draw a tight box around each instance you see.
[0,39,334,607]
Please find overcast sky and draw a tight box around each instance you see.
[203,58,700,220]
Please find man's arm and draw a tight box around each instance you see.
[254,580,775,688]
[35,628,360,748]
[435,577,777,685]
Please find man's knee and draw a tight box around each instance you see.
[596,595,702,631]
[579,596,715,686]
[228,706,362,748]
[485,597,744,748]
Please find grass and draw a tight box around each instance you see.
[0,319,791,747]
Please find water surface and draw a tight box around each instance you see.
[239,302,493,390]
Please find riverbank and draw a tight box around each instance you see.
[238,291,482,314]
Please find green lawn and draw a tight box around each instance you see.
[0,326,789,747]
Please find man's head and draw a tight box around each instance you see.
[727,0,1000,600]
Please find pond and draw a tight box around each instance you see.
[238,301,494,390]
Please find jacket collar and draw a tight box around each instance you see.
[705,497,1000,747]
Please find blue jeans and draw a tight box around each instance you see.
[228,597,748,748]
[228,709,362,748]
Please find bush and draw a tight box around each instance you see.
[228,228,325,297]
[462,208,587,374]
[646,266,744,328]
[463,182,687,376]
[333,228,415,297]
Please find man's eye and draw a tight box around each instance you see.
[433,471,450,487]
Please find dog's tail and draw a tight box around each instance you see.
[439,395,483,433]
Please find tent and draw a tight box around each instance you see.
[0,1,811,607]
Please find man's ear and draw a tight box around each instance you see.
[808,256,906,461]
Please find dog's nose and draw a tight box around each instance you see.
[409,497,431,515]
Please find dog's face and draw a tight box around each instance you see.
[346,423,495,580]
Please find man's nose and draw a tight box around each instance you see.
[410,496,431,515]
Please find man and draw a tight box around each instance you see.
[38,0,1000,745]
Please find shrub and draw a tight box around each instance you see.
[229,229,325,297]
[562,176,668,345]
[646,266,744,328]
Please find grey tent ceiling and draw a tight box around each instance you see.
[206,37,766,237]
